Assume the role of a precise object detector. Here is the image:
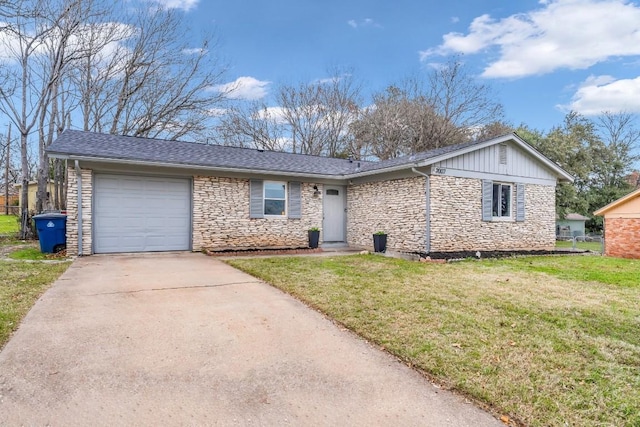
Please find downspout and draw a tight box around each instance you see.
[411,167,431,254]
[75,160,83,256]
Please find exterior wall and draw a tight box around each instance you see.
[66,167,93,256]
[430,175,556,252]
[193,176,323,250]
[604,218,640,259]
[347,176,427,252]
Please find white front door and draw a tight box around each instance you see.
[322,185,346,242]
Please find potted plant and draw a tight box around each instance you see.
[373,231,387,253]
[308,227,320,248]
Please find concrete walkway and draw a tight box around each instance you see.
[0,253,501,426]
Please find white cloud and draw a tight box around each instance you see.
[255,106,288,124]
[451,16,460,24]
[421,0,640,78]
[347,18,382,29]
[559,74,640,115]
[152,0,199,11]
[0,21,135,74]
[182,47,207,55]
[211,76,271,100]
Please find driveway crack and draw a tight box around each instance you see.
[84,280,263,296]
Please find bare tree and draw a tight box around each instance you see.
[0,0,84,237]
[215,102,288,150]
[70,4,228,140]
[426,58,503,145]
[472,120,514,142]
[350,58,504,159]
[349,85,451,159]
[216,70,361,157]
[278,71,361,156]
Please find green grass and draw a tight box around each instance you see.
[555,240,603,252]
[7,247,49,260]
[0,260,70,348]
[227,254,640,427]
[0,215,19,235]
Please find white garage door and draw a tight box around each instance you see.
[94,174,191,253]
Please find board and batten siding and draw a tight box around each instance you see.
[432,142,557,181]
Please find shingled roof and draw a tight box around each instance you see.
[47,129,572,180]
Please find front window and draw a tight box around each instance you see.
[264,181,286,216]
[492,183,511,218]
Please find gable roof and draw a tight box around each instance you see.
[594,188,640,216]
[557,213,589,221]
[47,130,573,181]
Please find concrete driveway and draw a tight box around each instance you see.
[0,253,501,426]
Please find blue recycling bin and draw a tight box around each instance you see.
[33,213,67,253]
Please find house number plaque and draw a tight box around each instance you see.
[433,167,447,174]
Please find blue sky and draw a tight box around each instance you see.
[161,0,640,132]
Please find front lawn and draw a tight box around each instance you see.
[227,254,640,427]
[0,234,70,349]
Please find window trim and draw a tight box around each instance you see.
[263,180,287,218]
[492,182,513,220]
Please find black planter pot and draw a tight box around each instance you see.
[308,230,320,248]
[373,234,387,252]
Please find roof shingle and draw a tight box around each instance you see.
[47,129,509,178]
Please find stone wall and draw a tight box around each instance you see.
[429,175,556,252]
[604,218,640,259]
[193,176,323,250]
[347,176,427,252]
[66,166,93,256]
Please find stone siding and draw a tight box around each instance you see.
[66,167,93,256]
[347,177,427,252]
[604,218,640,259]
[193,176,323,250]
[429,175,556,252]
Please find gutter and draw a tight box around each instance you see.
[75,160,83,256]
[411,167,431,253]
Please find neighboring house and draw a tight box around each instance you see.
[47,130,573,256]
[13,181,56,213]
[0,189,19,215]
[594,188,640,259]
[556,213,589,239]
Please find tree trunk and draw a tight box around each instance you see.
[4,124,10,216]
[19,132,32,240]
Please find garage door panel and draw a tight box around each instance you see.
[94,174,191,253]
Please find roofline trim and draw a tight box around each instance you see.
[48,152,421,180]
[50,154,348,181]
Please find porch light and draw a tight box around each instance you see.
[313,185,321,197]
